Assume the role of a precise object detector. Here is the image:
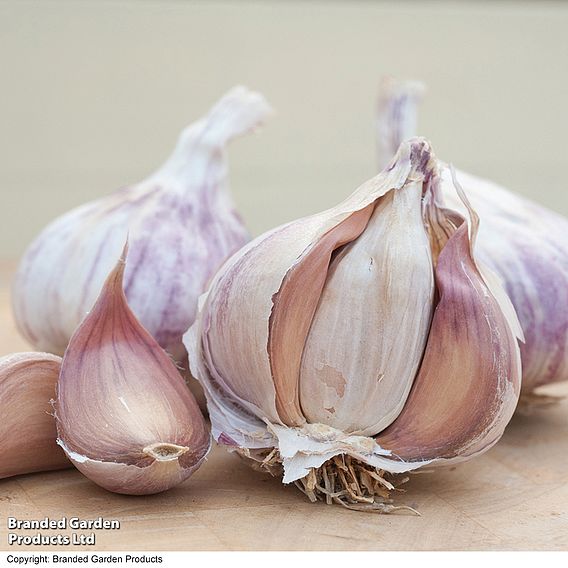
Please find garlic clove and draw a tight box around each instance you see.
[268,204,376,426]
[440,168,568,392]
[13,86,271,364]
[299,178,435,435]
[0,352,70,479]
[55,244,210,495]
[375,181,522,461]
[376,77,568,393]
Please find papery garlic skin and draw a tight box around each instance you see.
[55,246,210,495]
[0,352,70,479]
[186,138,522,496]
[376,78,568,392]
[13,86,271,361]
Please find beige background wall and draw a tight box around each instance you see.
[1,0,567,260]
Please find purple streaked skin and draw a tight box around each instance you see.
[12,86,271,363]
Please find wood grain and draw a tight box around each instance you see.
[0,262,566,551]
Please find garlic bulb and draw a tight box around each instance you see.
[0,352,70,479]
[13,86,271,363]
[186,138,522,510]
[377,77,568,392]
[55,245,210,495]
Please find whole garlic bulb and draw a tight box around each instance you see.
[377,77,568,392]
[186,138,522,510]
[56,245,210,495]
[0,352,70,479]
[13,86,271,361]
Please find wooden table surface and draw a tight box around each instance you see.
[1,263,567,551]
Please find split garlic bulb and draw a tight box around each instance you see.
[0,352,70,479]
[186,138,522,510]
[13,86,271,361]
[377,77,568,392]
[55,246,210,495]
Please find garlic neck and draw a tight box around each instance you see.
[150,124,228,199]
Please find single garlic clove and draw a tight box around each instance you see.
[267,205,376,426]
[299,178,434,435]
[55,245,210,495]
[13,86,271,364]
[376,77,568,393]
[376,179,522,461]
[440,169,568,392]
[0,352,70,479]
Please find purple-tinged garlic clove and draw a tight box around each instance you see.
[55,245,210,495]
[299,177,434,435]
[376,182,522,461]
[0,352,70,479]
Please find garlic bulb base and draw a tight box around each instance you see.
[214,420,428,487]
[241,448,418,514]
[143,443,189,462]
